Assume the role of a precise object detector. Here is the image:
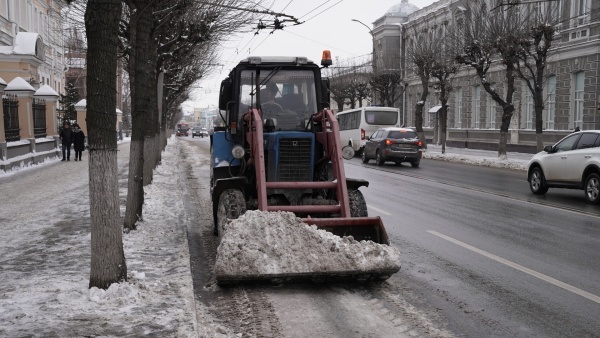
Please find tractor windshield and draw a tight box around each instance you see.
[239,69,318,131]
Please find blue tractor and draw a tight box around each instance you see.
[210,53,395,284]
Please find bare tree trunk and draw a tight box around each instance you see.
[499,130,508,160]
[534,67,545,152]
[143,24,160,186]
[415,86,429,149]
[143,136,155,186]
[86,0,126,289]
[124,0,154,229]
[124,136,144,230]
[440,102,448,154]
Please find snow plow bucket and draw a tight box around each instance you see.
[302,216,390,245]
[214,212,399,286]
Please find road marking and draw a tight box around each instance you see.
[367,204,392,216]
[428,230,600,305]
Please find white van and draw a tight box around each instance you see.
[336,107,401,155]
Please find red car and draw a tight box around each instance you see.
[176,127,189,136]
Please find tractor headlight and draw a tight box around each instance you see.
[231,145,245,159]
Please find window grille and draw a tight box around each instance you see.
[3,94,20,142]
[33,98,46,138]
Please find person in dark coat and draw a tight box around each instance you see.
[72,123,86,161]
[59,121,73,161]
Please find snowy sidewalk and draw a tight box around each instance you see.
[0,139,199,337]
[422,144,534,171]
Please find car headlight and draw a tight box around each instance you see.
[231,145,245,159]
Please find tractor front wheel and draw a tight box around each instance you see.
[348,189,368,217]
[215,189,247,237]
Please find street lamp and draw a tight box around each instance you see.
[351,19,376,74]
[352,19,377,105]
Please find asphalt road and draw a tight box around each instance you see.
[345,157,600,337]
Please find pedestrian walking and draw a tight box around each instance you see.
[72,123,86,161]
[59,121,73,161]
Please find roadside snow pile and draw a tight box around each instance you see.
[214,210,401,282]
[423,151,529,171]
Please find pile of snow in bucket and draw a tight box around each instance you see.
[214,210,401,280]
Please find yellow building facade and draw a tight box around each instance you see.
[0,0,66,171]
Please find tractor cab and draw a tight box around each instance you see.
[218,56,331,143]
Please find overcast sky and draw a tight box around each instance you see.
[185,0,438,112]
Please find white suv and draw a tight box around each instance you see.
[527,130,600,204]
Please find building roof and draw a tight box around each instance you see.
[385,0,419,17]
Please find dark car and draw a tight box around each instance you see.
[191,127,205,138]
[362,127,423,167]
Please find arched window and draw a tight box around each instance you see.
[473,85,481,129]
[524,80,534,129]
[546,75,556,130]
[487,85,497,129]
[573,71,584,129]
[455,88,462,128]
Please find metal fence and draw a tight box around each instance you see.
[33,98,46,138]
[3,94,19,142]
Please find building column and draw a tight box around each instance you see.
[0,77,7,144]
[5,77,36,140]
[75,99,87,135]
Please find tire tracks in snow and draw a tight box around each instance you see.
[179,138,284,337]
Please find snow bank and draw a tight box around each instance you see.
[214,210,401,283]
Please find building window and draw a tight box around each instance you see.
[2,0,8,19]
[29,3,33,32]
[574,71,584,129]
[487,85,496,129]
[455,88,462,128]
[546,75,556,130]
[576,0,587,16]
[473,85,480,129]
[19,0,24,26]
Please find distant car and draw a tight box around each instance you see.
[361,127,423,167]
[176,127,189,137]
[527,130,600,204]
[191,127,205,138]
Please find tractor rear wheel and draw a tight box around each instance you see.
[348,189,368,217]
[215,189,246,237]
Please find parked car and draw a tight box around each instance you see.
[527,130,600,204]
[361,127,423,167]
[192,127,205,138]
